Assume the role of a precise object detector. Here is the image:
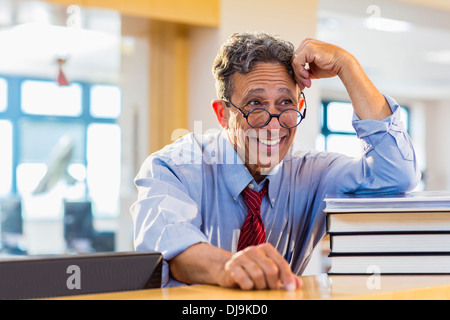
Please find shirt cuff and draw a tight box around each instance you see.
[351,94,401,137]
[351,94,412,160]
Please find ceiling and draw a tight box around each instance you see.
[0,0,449,99]
[0,0,121,84]
[317,0,450,101]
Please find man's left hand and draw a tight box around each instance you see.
[291,38,355,90]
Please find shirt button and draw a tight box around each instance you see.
[272,198,275,203]
[248,184,255,189]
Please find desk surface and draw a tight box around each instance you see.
[59,274,450,300]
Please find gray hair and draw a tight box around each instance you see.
[212,32,295,100]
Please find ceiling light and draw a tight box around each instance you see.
[0,22,119,57]
[365,17,412,32]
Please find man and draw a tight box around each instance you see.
[131,33,420,291]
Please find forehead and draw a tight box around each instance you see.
[231,63,297,99]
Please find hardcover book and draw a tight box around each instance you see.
[325,191,450,275]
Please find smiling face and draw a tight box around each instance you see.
[223,63,301,181]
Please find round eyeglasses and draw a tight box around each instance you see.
[223,92,307,129]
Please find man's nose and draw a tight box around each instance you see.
[265,116,281,130]
[265,106,282,130]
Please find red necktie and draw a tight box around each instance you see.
[237,184,268,251]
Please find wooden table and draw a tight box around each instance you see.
[57,274,450,300]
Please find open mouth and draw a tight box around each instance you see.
[245,135,287,166]
[258,138,281,146]
[257,136,286,147]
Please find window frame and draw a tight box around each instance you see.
[0,74,120,219]
[320,99,410,152]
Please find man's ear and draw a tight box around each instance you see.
[212,100,228,128]
[299,98,305,110]
[298,95,305,110]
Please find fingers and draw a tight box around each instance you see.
[224,248,273,290]
[261,244,298,291]
[243,246,282,290]
[292,38,316,89]
[292,58,312,90]
[296,276,303,288]
[223,244,301,291]
[292,38,346,89]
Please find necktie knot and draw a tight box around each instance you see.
[242,186,267,212]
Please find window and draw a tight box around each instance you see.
[17,119,86,220]
[318,100,410,157]
[1,76,121,220]
[21,80,82,116]
[327,102,355,133]
[326,134,364,158]
[90,85,121,118]
[87,123,121,217]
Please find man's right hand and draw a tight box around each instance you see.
[170,242,302,291]
[217,243,302,291]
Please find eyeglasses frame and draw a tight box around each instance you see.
[223,91,307,129]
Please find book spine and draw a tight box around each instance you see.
[328,252,450,275]
[326,211,450,234]
[329,232,450,255]
[329,252,450,257]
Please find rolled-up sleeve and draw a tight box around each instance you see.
[324,95,421,194]
[130,156,208,287]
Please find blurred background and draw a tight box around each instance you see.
[0,0,449,274]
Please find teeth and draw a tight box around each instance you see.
[258,138,281,146]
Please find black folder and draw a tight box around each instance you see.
[0,251,162,300]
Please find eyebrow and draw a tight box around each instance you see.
[278,87,297,99]
[242,88,265,100]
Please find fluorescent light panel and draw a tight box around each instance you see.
[365,17,412,32]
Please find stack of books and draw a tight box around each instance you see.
[325,191,450,275]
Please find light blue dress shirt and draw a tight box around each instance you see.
[131,95,421,287]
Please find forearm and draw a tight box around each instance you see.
[338,54,392,121]
[170,242,301,291]
[325,97,420,194]
[169,242,233,286]
[293,38,393,121]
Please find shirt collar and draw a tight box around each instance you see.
[218,130,284,207]
[218,130,253,201]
